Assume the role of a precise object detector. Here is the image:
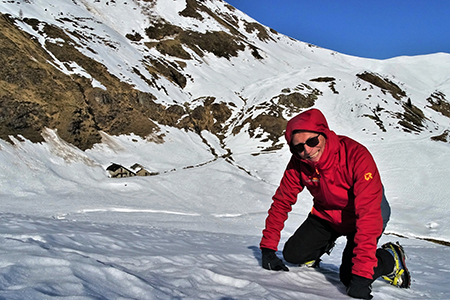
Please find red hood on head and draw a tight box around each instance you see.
[285,108,340,168]
[285,108,331,145]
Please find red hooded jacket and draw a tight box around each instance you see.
[260,108,384,279]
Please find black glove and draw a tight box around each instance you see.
[347,274,373,299]
[261,248,289,271]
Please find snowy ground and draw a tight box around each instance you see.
[1,126,450,299]
[1,0,450,298]
[1,213,448,300]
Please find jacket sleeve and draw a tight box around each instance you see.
[260,157,303,251]
[351,146,384,279]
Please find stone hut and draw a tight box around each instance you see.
[131,163,157,176]
[106,163,136,178]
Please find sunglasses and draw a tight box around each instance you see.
[290,134,321,153]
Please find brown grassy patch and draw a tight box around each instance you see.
[125,32,143,42]
[248,114,287,142]
[310,77,338,94]
[177,97,232,137]
[179,30,245,59]
[274,85,321,116]
[145,17,246,60]
[144,58,187,88]
[397,100,426,133]
[357,72,406,100]
[147,39,192,60]
[278,92,317,112]
[179,0,204,20]
[145,21,181,40]
[427,91,450,118]
[310,77,335,83]
[431,130,450,142]
[244,21,272,42]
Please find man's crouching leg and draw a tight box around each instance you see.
[283,213,337,266]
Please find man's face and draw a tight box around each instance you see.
[291,131,326,163]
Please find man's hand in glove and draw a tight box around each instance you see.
[261,248,289,271]
[347,274,373,299]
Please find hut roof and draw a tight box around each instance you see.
[106,163,123,172]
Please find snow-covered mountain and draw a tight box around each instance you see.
[2,0,450,150]
[1,0,450,298]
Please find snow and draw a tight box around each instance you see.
[1,125,450,299]
[1,0,450,298]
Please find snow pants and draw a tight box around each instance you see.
[282,191,394,285]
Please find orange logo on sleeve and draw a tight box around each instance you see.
[364,172,373,181]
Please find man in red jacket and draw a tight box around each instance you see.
[260,109,410,299]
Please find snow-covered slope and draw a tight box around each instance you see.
[1,126,450,299]
[1,0,450,298]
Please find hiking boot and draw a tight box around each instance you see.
[301,240,335,268]
[381,242,411,288]
[301,259,320,268]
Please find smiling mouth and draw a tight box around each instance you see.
[305,150,320,159]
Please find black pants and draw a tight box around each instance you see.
[282,213,394,286]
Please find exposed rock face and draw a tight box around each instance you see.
[1,14,102,149]
[0,12,235,150]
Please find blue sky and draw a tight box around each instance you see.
[225,0,450,59]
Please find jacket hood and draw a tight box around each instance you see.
[285,108,331,144]
[285,108,340,168]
